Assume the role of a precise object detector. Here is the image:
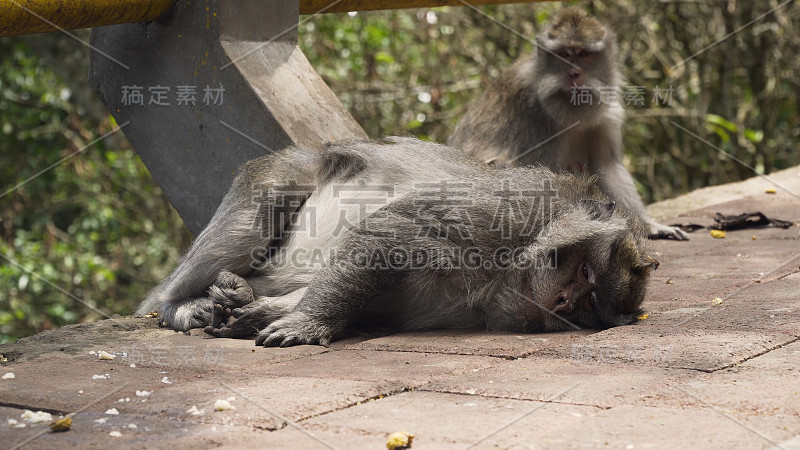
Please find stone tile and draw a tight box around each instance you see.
[653,240,792,279]
[677,275,800,335]
[101,326,335,373]
[279,391,798,449]
[0,317,161,364]
[1,404,267,450]
[539,324,795,372]
[0,353,176,413]
[297,390,597,449]
[422,356,693,409]
[530,405,799,449]
[120,373,396,430]
[0,351,413,430]
[263,349,499,384]
[644,275,752,311]
[636,342,800,417]
[351,329,595,359]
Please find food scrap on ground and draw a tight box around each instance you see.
[98,351,116,360]
[387,431,415,449]
[21,410,53,423]
[214,399,235,411]
[186,405,204,415]
[49,416,72,432]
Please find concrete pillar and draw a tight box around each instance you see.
[88,0,366,234]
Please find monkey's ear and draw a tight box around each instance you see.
[580,199,616,220]
[633,258,660,274]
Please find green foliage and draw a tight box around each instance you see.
[0,39,190,343]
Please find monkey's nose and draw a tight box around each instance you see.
[568,67,582,79]
[553,295,574,314]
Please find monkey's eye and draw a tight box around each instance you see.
[580,261,596,284]
[556,49,570,58]
[577,50,591,57]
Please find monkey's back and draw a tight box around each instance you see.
[263,137,487,286]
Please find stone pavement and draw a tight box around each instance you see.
[2,167,799,449]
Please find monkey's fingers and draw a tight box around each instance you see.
[278,336,302,347]
[204,325,231,337]
[256,328,331,348]
[256,326,296,347]
[660,227,690,241]
[649,224,691,241]
[673,228,690,240]
[204,317,260,338]
[211,304,224,329]
[208,281,255,309]
[255,330,281,347]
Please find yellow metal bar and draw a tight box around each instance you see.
[0,0,556,38]
[0,0,174,37]
[299,0,551,14]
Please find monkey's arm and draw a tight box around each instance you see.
[254,254,393,347]
[599,161,689,240]
[254,204,466,347]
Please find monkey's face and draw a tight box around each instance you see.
[495,215,656,334]
[533,9,620,121]
[536,42,617,96]
[532,230,656,332]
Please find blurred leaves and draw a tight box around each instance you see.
[0,36,190,343]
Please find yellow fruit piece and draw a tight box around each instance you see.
[387,431,415,449]
[711,297,723,306]
[50,416,72,432]
[710,230,726,239]
[765,187,777,194]
[637,313,649,320]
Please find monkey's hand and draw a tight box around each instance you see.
[159,297,214,331]
[208,271,255,309]
[204,299,273,338]
[255,311,335,348]
[648,222,690,241]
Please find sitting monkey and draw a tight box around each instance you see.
[139,137,658,347]
[448,8,689,240]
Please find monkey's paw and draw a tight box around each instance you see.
[204,299,272,339]
[208,271,255,309]
[160,297,213,331]
[648,222,690,241]
[255,312,335,348]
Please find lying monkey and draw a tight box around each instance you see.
[139,137,658,347]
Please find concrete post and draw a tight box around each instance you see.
[88,0,366,235]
